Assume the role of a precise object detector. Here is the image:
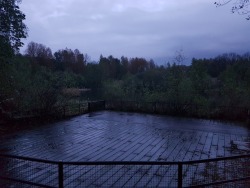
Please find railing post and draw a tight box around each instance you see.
[88,102,90,112]
[63,106,65,117]
[178,163,183,188]
[58,162,63,188]
[79,103,81,114]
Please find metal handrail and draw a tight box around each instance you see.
[0,153,249,188]
[1,153,249,165]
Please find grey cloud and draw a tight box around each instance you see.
[20,0,250,64]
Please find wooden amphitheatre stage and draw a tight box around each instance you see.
[0,110,250,187]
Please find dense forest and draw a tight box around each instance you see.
[1,41,250,122]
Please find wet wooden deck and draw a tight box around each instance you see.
[0,111,249,187]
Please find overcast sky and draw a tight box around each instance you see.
[20,0,250,65]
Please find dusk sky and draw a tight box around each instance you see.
[20,0,250,65]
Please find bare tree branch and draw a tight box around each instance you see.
[215,0,250,20]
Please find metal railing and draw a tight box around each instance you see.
[7,101,105,122]
[0,154,249,188]
[105,100,249,121]
[88,100,105,112]
[6,100,249,123]
[50,100,105,117]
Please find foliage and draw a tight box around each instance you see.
[103,80,124,100]
[1,39,250,121]
[0,0,27,60]
[54,47,87,73]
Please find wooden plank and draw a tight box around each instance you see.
[1,111,249,187]
[217,134,225,157]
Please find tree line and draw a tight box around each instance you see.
[1,41,250,122]
[1,1,249,122]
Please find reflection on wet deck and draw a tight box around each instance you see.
[0,111,249,187]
